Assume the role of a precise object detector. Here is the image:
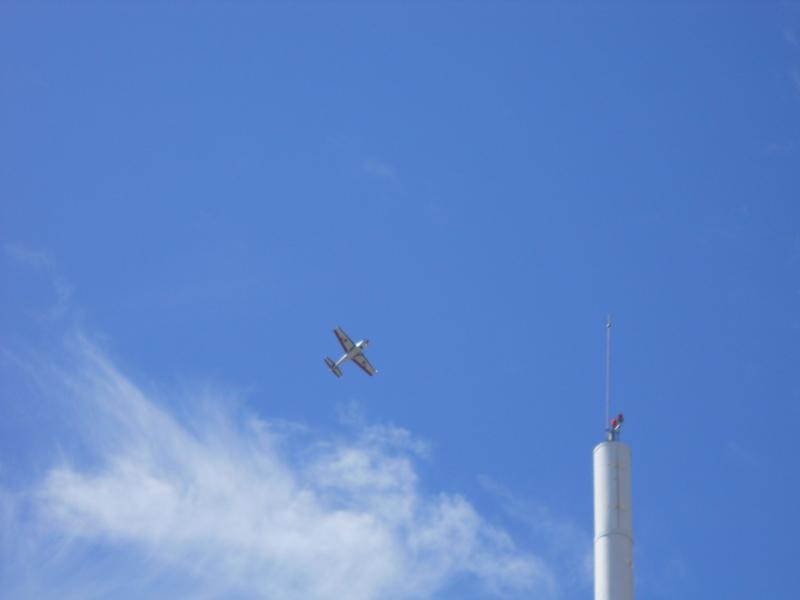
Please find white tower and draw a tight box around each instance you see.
[594,316,634,600]
[593,425,633,600]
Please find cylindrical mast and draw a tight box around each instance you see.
[593,439,634,600]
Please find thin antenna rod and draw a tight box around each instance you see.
[605,314,612,430]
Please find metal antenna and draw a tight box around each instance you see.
[605,314,612,432]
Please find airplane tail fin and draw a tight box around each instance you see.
[324,357,343,377]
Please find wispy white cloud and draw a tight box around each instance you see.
[8,336,555,599]
[763,141,795,154]
[3,243,74,320]
[4,243,54,269]
[478,475,593,594]
[792,68,800,97]
[362,158,397,181]
[783,26,799,48]
[724,440,758,468]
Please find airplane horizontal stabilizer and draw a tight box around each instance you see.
[324,357,342,377]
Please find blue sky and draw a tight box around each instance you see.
[1,2,799,598]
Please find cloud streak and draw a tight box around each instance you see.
[478,475,592,594]
[361,158,397,181]
[3,243,74,320]
[10,337,555,599]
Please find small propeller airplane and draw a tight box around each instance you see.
[324,326,377,377]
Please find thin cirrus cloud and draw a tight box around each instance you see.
[9,335,556,599]
[361,158,397,181]
[3,243,74,320]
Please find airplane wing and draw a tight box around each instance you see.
[334,327,355,352]
[352,352,377,376]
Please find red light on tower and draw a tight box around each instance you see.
[610,414,623,434]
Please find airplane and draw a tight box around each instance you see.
[324,326,377,377]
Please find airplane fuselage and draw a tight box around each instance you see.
[335,339,369,367]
